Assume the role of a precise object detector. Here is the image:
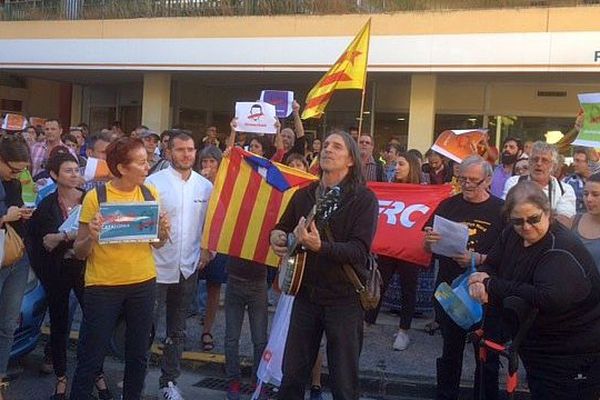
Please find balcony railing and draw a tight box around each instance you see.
[1,0,599,21]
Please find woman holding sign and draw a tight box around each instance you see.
[469,181,600,400]
[71,137,171,400]
[365,150,423,351]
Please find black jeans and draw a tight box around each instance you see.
[364,256,419,329]
[155,271,198,388]
[523,352,600,400]
[279,295,364,400]
[44,258,85,377]
[71,279,156,400]
[435,301,501,400]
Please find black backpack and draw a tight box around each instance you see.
[94,184,155,204]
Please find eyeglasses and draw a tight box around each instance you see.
[510,213,543,227]
[457,176,486,186]
[1,159,27,175]
[530,156,553,165]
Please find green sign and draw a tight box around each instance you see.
[574,93,600,148]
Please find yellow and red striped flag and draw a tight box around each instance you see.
[201,147,318,267]
[301,19,371,120]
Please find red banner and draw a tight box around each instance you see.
[368,182,453,267]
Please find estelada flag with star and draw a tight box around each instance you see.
[301,19,371,120]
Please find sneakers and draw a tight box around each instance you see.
[310,385,323,400]
[226,380,241,400]
[160,381,184,400]
[393,329,411,351]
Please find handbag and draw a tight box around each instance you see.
[1,223,25,267]
[324,226,382,311]
[342,254,382,311]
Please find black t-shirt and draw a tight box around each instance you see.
[426,194,505,285]
[482,223,600,356]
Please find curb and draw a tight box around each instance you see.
[43,327,530,399]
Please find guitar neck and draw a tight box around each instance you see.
[287,204,317,254]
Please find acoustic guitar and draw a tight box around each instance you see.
[279,186,340,296]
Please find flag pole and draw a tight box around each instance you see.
[358,18,371,136]
[358,84,367,136]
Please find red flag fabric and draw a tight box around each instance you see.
[368,182,453,267]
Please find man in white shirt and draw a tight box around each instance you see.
[502,141,576,225]
[145,132,213,400]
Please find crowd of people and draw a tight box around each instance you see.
[0,102,599,400]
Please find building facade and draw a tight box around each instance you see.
[1,4,600,151]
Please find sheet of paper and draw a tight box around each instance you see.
[234,101,277,134]
[1,113,27,131]
[59,205,81,234]
[573,93,600,148]
[430,129,488,163]
[260,90,294,118]
[83,157,111,182]
[430,215,469,257]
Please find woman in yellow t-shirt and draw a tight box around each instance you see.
[71,137,170,400]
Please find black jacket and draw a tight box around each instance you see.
[28,190,84,285]
[0,179,25,238]
[482,223,600,356]
[274,180,379,305]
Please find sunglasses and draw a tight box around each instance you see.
[510,213,543,227]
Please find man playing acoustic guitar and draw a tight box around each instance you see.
[270,129,378,400]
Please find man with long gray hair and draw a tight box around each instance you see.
[271,129,378,400]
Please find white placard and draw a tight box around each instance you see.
[234,101,277,134]
[430,215,469,257]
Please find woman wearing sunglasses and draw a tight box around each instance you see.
[469,180,600,400]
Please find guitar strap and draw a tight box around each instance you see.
[323,225,366,295]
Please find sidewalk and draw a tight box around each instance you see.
[151,298,530,399]
[40,294,529,399]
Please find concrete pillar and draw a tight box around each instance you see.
[142,73,171,132]
[407,74,437,153]
[70,84,83,126]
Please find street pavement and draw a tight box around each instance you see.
[5,290,529,399]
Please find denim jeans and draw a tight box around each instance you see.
[279,295,364,400]
[196,279,207,316]
[0,255,29,377]
[155,271,197,388]
[70,279,156,400]
[224,276,268,381]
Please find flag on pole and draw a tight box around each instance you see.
[201,147,318,267]
[301,19,371,120]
